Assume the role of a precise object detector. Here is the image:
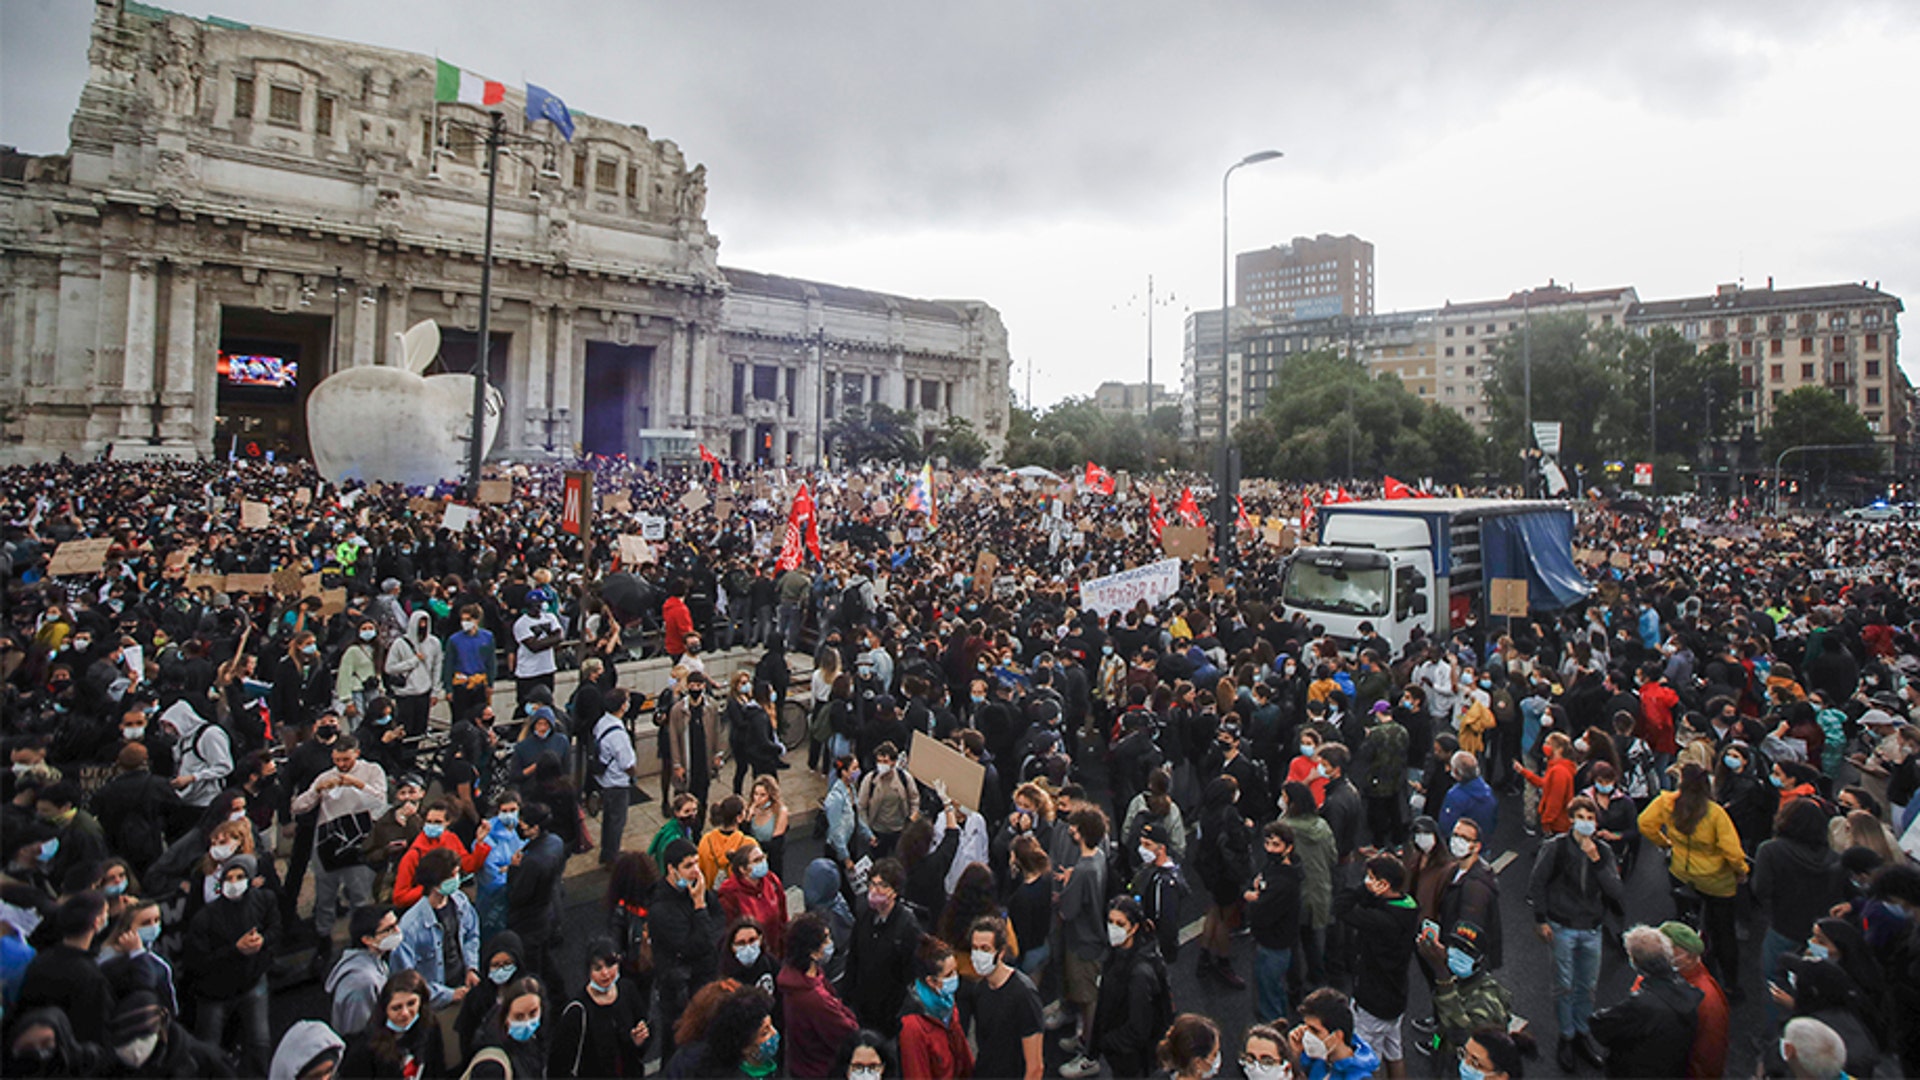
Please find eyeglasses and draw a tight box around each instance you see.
[1240,1055,1285,1069]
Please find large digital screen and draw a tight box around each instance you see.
[218,352,298,389]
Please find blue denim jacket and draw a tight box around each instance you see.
[392,891,480,1009]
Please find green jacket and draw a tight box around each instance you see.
[1286,813,1336,927]
[1359,720,1409,798]
[1432,972,1513,1060]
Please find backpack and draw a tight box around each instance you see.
[841,581,870,626]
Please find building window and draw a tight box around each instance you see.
[1445,386,1455,397]
[234,75,254,117]
[1465,345,1475,356]
[1801,363,1814,379]
[1444,366,1455,378]
[1831,313,1848,329]
[1864,310,1882,327]
[572,153,587,188]
[1768,315,1785,332]
[1444,346,1455,358]
[1737,317,1754,333]
[1445,327,1454,337]
[1740,340,1753,357]
[267,85,301,126]
[1509,321,1518,331]
[1801,337,1813,354]
[1683,322,1699,340]
[1710,319,1726,338]
[595,158,618,191]
[315,95,334,137]
[1833,335,1847,354]
[1769,339,1782,356]
[1834,362,1847,381]
[1867,360,1881,377]
[1601,313,1614,326]
[1465,406,1476,417]
[1485,323,1495,334]
[1834,387,1849,404]
[1867,387,1881,405]
[1865,332,1879,351]
[1770,364,1783,382]
[1464,366,1475,377]
[1771,390,1782,404]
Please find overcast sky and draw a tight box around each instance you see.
[6,1,1919,407]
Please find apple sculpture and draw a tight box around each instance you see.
[306,319,502,487]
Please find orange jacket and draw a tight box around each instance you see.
[392,829,491,907]
[1519,756,1578,834]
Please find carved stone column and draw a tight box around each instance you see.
[350,285,379,368]
[525,303,551,448]
[161,262,197,443]
[550,307,574,449]
[666,318,689,427]
[687,320,708,425]
[120,257,158,439]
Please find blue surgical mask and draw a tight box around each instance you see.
[1807,941,1830,962]
[489,964,517,985]
[735,942,762,966]
[137,922,162,946]
[1595,782,1615,794]
[497,810,519,827]
[1446,947,1476,979]
[386,1014,416,1034]
[37,838,59,862]
[438,877,461,897]
[940,974,960,996]
[916,979,955,1016]
[750,860,769,880]
[104,879,128,897]
[1459,1060,1485,1080]
[423,823,445,840]
[1724,754,1743,770]
[1572,818,1598,838]
[1769,773,1785,788]
[508,1016,540,1042]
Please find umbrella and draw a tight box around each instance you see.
[598,572,659,626]
[1009,465,1060,480]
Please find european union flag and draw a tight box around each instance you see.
[525,82,575,141]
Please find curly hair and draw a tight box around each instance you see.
[699,986,774,1074]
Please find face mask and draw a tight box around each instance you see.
[222,879,248,900]
[105,879,128,897]
[316,725,338,741]
[758,1030,781,1063]
[852,1068,883,1080]
[490,964,517,984]
[115,1034,160,1068]
[1301,1032,1329,1061]
[735,942,762,966]
[124,726,145,742]
[1574,737,1589,753]
[875,763,892,776]
[360,628,377,642]
[1449,836,1473,859]
[10,763,31,777]
[1299,743,1316,758]
[1245,1063,1287,1080]
[971,948,997,975]
[209,841,238,861]
[971,695,985,705]
[1807,941,1830,962]
[750,861,770,880]
[1724,754,1743,770]
[462,621,479,633]
[137,921,162,946]
[1459,1061,1486,1080]
[1770,773,1785,788]
[36,838,59,862]
[590,975,616,995]
[1414,832,1436,852]
[1314,763,1329,779]
[1595,782,1615,794]
[423,823,446,840]
[508,1016,540,1042]
[497,810,519,827]
[1139,844,1157,866]
[438,876,462,897]
[1446,946,1476,979]
[1572,818,1598,838]
[1107,922,1129,947]
[386,1013,417,1034]
[1479,679,1492,689]
[303,643,319,656]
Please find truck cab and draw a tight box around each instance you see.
[1281,546,1433,648]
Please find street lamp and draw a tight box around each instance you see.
[1217,149,1283,563]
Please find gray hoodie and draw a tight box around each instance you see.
[323,947,388,1036]
[161,700,230,808]
[269,1020,344,1080]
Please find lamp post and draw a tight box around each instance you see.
[1217,149,1283,563]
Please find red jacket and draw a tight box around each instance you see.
[663,597,693,657]
[716,869,788,957]
[1638,681,1680,754]
[392,829,491,907]
[899,1002,974,1080]
[1519,755,1578,834]
[777,965,858,1079]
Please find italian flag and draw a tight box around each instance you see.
[435,59,505,107]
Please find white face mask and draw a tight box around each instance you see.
[1414,832,1436,852]
[115,1034,160,1068]
[1244,1062,1287,1080]
[1106,922,1129,947]
[375,931,403,954]
[209,842,239,861]
[971,948,997,975]
[851,1069,883,1080]
[1301,1031,1329,1061]
[1449,836,1473,859]
[222,878,248,900]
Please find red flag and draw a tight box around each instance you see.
[1147,493,1167,540]
[775,482,822,572]
[1084,461,1116,496]
[1236,495,1254,532]
[1176,487,1203,527]
[1322,486,1354,506]
[698,444,724,484]
[1301,493,1318,535]
[1383,475,1412,500]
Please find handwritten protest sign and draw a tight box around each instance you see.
[240,501,270,530]
[47,538,113,577]
[1078,558,1182,617]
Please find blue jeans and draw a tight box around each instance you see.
[1550,923,1601,1036]
[197,974,271,1074]
[1254,945,1294,1024]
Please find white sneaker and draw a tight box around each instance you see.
[1060,1054,1101,1078]
[1058,1034,1085,1054]
[1043,1004,1072,1032]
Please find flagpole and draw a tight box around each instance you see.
[466,109,504,499]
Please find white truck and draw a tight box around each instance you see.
[1279,498,1591,653]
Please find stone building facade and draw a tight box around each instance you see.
[0,1,1010,466]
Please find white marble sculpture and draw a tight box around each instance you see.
[306,319,502,487]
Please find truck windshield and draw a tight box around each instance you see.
[1283,560,1390,617]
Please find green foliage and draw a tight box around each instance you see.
[926,414,989,469]
[826,403,922,465]
[1236,349,1486,484]
[1000,397,1198,473]
[1764,386,1882,474]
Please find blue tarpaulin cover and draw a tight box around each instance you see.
[1481,511,1591,610]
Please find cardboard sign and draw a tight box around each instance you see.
[225,573,274,595]
[973,550,998,592]
[47,538,114,577]
[292,487,312,509]
[618,535,655,565]
[1161,526,1209,560]
[240,501,271,530]
[1608,551,1632,569]
[908,731,985,812]
[714,498,734,523]
[272,566,307,597]
[604,489,634,513]
[639,515,667,541]
[185,572,226,592]
[300,573,323,598]
[1648,548,1668,566]
[409,496,442,517]
[1208,575,1227,596]
[318,588,349,618]
[1488,578,1529,618]
[887,529,906,546]
[477,479,513,505]
[680,488,710,513]
[442,504,476,533]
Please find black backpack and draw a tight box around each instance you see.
[841,580,870,626]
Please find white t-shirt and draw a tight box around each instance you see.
[513,611,562,678]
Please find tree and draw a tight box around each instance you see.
[1590,326,1742,468]
[826,403,921,464]
[1764,386,1882,476]
[925,414,989,468]
[1482,314,1614,480]
[1235,348,1479,483]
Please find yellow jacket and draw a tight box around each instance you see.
[1457,699,1496,755]
[1637,791,1748,898]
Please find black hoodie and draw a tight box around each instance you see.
[457,930,527,1062]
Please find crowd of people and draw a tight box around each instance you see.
[0,455,1917,1080]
